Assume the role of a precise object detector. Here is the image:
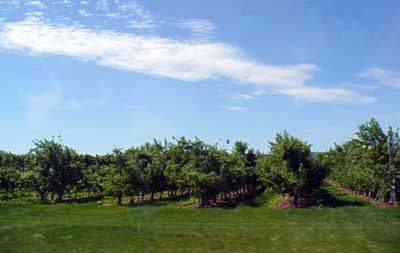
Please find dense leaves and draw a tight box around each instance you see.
[1,133,331,205]
[257,132,327,206]
[324,119,400,203]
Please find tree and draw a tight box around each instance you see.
[196,171,221,206]
[102,148,127,205]
[264,131,324,206]
[23,153,49,201]
[326,119,400,204]
[30,138,80,201]
[354,119,399,202]
[0,151,21,199]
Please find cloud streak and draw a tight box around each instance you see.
[24,87,63,127]
[221,106,246,112]
[231,94,257,100]
[0,16,374,104]
[359,68,400,89]
[179,19,216,37]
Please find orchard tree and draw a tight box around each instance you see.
[196,171,221,206]
[355,119,399,202]
[23,153,49,201]
[0,151,21,199]
[102,148,127,205]
[265,131,324,206]
[30,138,81,201]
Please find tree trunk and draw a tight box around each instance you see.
[129,195,134,205]
[57,192,63,202]
[293,195,299,207]
[390,177,397,204]
[151,191,155,201]
[200,197,207,206]
[40,192,46,202]
[117,194,122,205]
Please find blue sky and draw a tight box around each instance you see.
[0,0,399,154]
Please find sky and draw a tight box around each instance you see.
[0,0,399,154]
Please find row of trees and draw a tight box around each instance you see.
[1,132,328,206]
[322,119,400,204]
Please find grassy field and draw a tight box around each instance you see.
[0,185,399,253]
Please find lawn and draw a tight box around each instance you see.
[0,185,399,253]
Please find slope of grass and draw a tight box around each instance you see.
[0,186,399,253]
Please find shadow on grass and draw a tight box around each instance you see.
[126,194,192,208]
[245,192,276,207]
[212,189,272,209]
[61,195,104,204]
[311,186,367,208]
[216,184,368,209]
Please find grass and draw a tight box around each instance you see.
[0,185,399,253]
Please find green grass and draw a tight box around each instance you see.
[0,185,399,253]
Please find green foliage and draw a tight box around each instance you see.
[0,151,21,199]
[260,131,327,205]
[2,119,397,206]
[28,138,81,201]
[325,118,400,203]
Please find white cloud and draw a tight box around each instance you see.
[104,13,121,19]
[221,106,246,112]
[25,0,45,9]
[277,86,376,104]
[78,9,93,17]
[179,19,216,37]
[359,68,400,89]
[96,0,109,11]
[128,19,155,29]
[65,92,112,110]
[0,17,374,104]
[340,82,379,92]
[231,94,257,100]
[58,0,72,6]
[25,87,63,127]
[119,1,156,29]
[80,1,88,5]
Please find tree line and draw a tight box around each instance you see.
[0,132,328,206]
[321,119,400,204]
[1,119,398,206]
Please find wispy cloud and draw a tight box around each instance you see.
[96,0,109,12]
[0,17,315,86]
[24,87,63,127]
[179,19,216,37]
[78,9,93,17]
[119,1,156,29]
[340,82,379,92]
[221,106,246,112]
[128,19,155,29]
[65,92,112,110]
[231,94,257,100]
[0,16,374,104]
[25,0,45,9]
[359,68,400,89]
[276,86,376,104]
[58,0,72,6]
